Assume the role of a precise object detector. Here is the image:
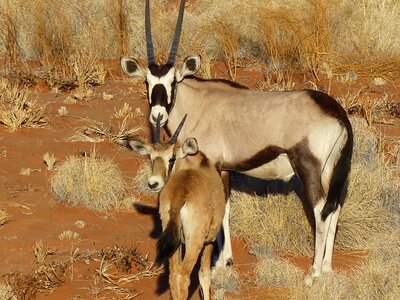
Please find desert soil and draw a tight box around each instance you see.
[0,61,399,299]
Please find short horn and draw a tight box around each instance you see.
[167,0,186,65]
[145,0,156,65]
[170,113,187,144]
[153,113,161,143]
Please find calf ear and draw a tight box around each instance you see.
[176,55,201,82]
[129,140,152,156]
[120,57,146,78]
[182,138,199,156]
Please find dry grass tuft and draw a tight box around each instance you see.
[51,150,126,212]
[293,272,349,300]
[33,240,55,264]
[0,79,47,131]
[254,256,303,288]
[69,117,141,146]
[211,266,241,293]
[0,208,9,226]
[0,283,15,300]
[230,191,313,256]
[345,233,400,300]
[43,152,56,171]
[3,261,66,298]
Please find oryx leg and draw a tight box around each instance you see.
[305,200,331,286]
[199,243,214,300]
[216,171,233,267]
[321,204,341,273]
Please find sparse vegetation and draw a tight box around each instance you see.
[0,79,47,131]
[51,150,127,212]
[43,152,56,171]
[69,117,141,146]
[0,208,9,226]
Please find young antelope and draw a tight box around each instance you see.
[130,116,226,300]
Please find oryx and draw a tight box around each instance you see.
[130,115,226,300]
[121,0,353,285]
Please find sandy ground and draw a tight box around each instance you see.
[0,62,399,299]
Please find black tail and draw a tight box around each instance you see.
[155,219,181,265]
[321,124,353,221]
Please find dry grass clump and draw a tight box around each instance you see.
[69,117,141,146]
[211,266,241,293]
[0,208,9,226]
[254,256,303,288]
[230,191,313,256]
[33,240,55,264]
[0,79,47,131]
[3,261,66,298]
[345,233,400,300]
[50,150,126,211]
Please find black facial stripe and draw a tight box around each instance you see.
[149,81,176,113]
[151,84,167,106]
[148,63,174,77]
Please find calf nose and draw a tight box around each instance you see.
[148,181,159,190]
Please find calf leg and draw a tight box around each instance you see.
[176,240,204,300]
[199,243,214,300]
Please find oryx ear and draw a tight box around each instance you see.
[120,57,146,78]
[176,55,201,82]
[182,138,199,156]
[129,140,152,156]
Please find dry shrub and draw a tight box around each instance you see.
[69,117,141,146]
[51,150,126,211]
[254,256,303,288]
[0,283,15,300]
[346,233,400,300]
[0,79,47,131]
[211,266,241,293]
[230,191,313,256]
[3,261,66,298]
[293,272,349,300]
[0,208,9,226]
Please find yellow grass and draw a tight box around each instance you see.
[50,149,127,212]
[0,78,47,131]
[1,0,399,79]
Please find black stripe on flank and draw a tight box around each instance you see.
[228,145,285,172]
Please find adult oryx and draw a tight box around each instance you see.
[121,0,353,285]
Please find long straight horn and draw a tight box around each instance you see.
[145,0,156,65]
[170,113,187,144]
[154,114,161,143]
[167,0,186,65]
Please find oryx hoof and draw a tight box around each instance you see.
[226,257,234,266]
[304,275,316,286]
